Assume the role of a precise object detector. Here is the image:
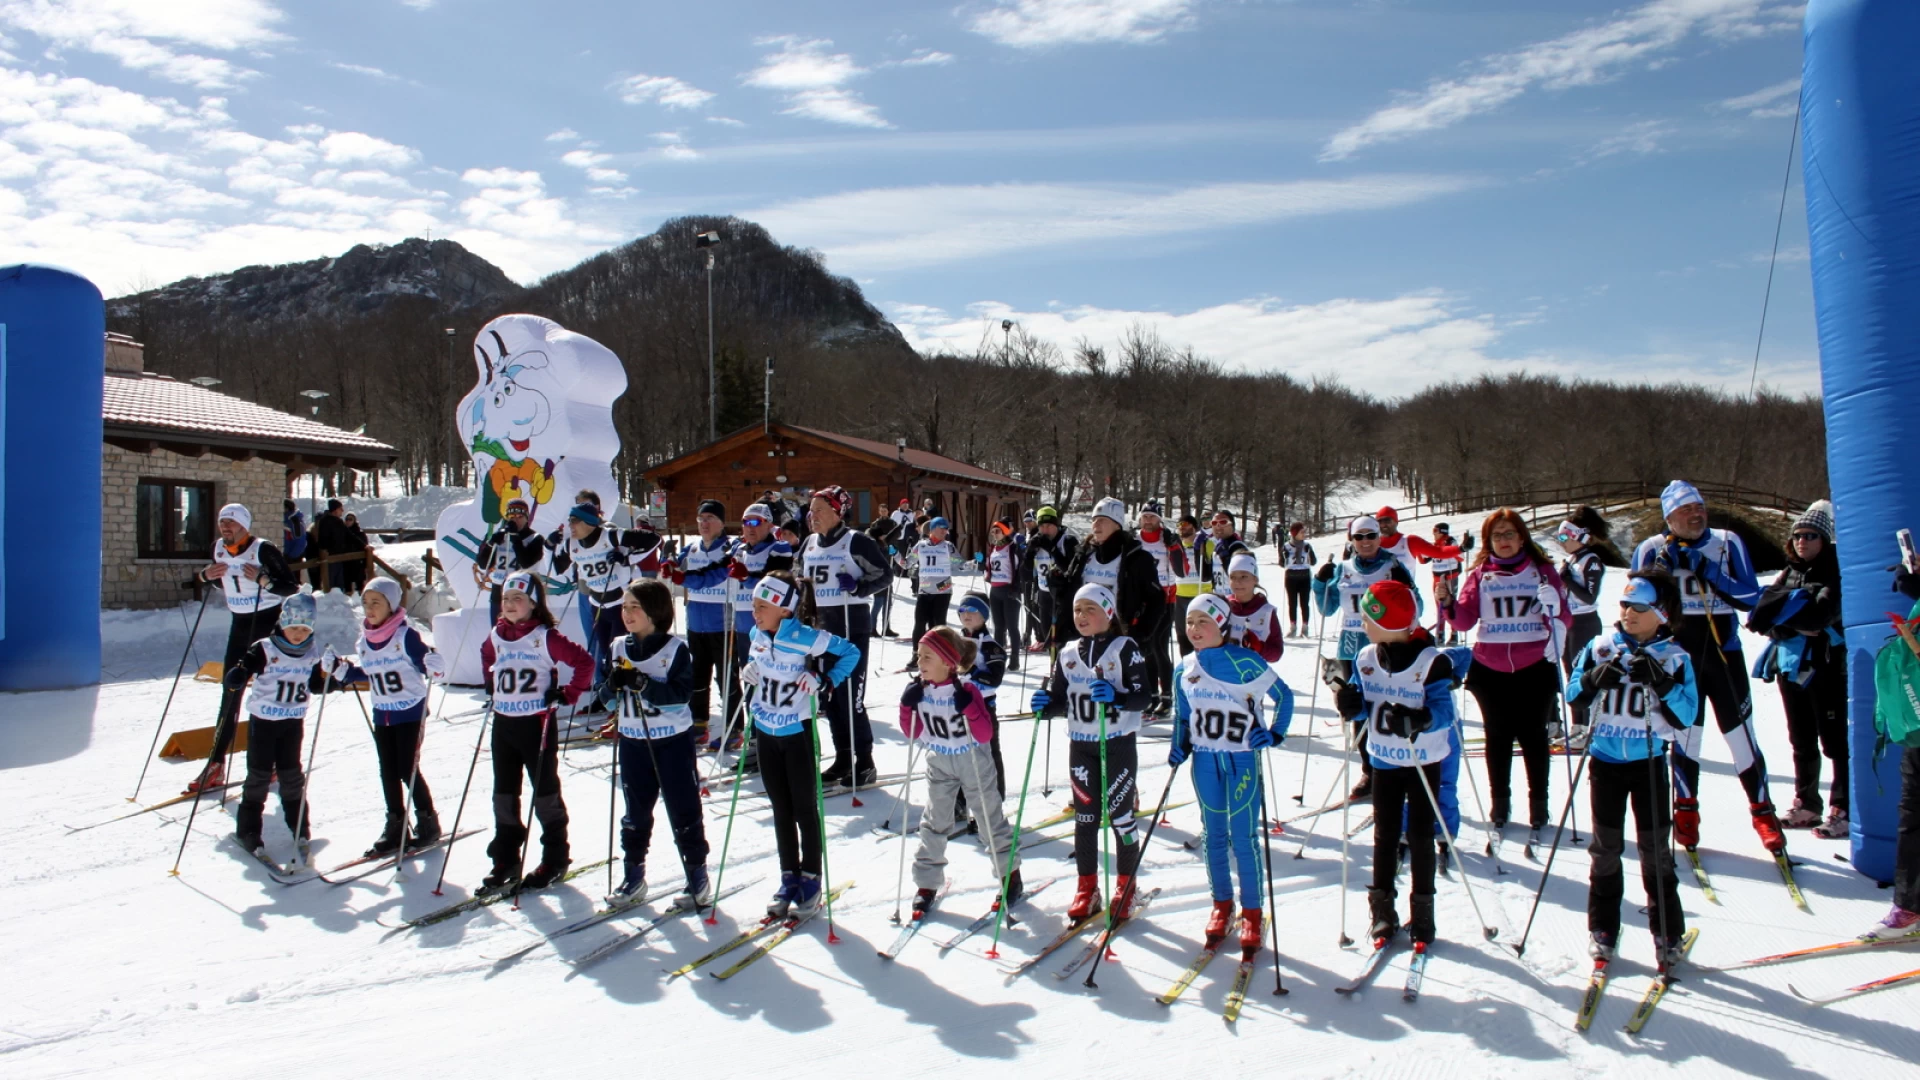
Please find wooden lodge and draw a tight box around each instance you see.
[643,423,1039,556]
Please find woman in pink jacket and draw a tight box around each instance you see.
[1436,508,1572,847]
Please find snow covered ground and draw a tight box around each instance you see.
[6,536,1917,1079]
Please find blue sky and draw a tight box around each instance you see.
[0,0,1815,395]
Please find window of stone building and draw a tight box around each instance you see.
[136,479,214,559]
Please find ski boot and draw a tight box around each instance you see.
[853,758,879,790]
[1672,798,1701,850]
[1366,887,1400,943]
[1862,905,1920,943]
[184,760,226,795]
[1588,930,1617,961]
[610,863,646,903]
[1067,875,1102,921]
[366,814,405,858]
[680,865,714,908]
[406,812,443,850]
[911,887,939,919]
[480,861,521,892]
[768,871,800,918]
[791,871,824,916]
[1239,907,1264,956]
[1109,874,1138,920]
[1204,899,1235,944]
[820,759,852,791]
[1814,806,1849,840]
[1750,802,1787,854]
[236,829,265,855]
[1000,869,1025,907]
[1408,894,1435,947]
[1436,841,1452,873]
[522,858,570,890]
[1654,933,1689,973]
[1781,800,1821,830]
[1347,774,1373,803]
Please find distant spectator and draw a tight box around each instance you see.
[282,499,308,561]
[341,512,370,596]
[316,498,352,592]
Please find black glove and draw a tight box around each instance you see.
[1627,652,1676,695]
[1314,561,1336,584]
[1895,565,1920,601]
[605,665,642,691]
[1335,682,1364,721]
[1585,657,1626,691]
[1380,703,1432,739]
[543,686,568,709]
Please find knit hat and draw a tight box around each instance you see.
[919,628,965,672]
[991,521,1012,540]
[1660,479,1705,519]
[1349,515,1381,537]
[1228,551,1259,578]
[929,517,950,532]
[957,592,990,619]
[1072,582,1117,625]
[502,570,542,601]
[1361,580,1417,633]
[1139,499,1164,520]
[278,591,317,629]
[1793,499,1835,544]
[1022,509,1037,523]
[1035,506,1061,525]
[811,485,852,520]
[1621,575,1667,622]
[1188,592,1231,633]
[742,502,773,525]
[504,496,531,516]
[363,577,403,615]
[217,503,252,531]
[1092,496,1127,526]
[697,499,726,520]
[568,503,603,528]
[1375,505,1399,523]
[752,576,796,611]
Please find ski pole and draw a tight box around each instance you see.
[1085,760,1182,988]
[510,695,558,910]
[961,718,1012,901]
[132,587,212,803]
[1289,751,1350,860]
[607,697,621,899]
[1411,750,1498,940]
[1334,720,1358,946]
[1257,763,1289,996]
[717,576,737,750]
[396,609,482,873]
[168,710,230,876]
[1450,683,1502,876]
[1547,617,1581,845]
[287,670,329,870]
[1042,645,1057,797]
[706,685,757,924]
[432,695,495,896]
[1291,611,1329,805]
[1512,734,1594,955]
[1647,713,1678,962]
[891,739,923,924]
[1096,701,1111,907]
[808,692,841,943]
[987,690,1047,958]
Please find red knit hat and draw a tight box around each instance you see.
[1361,580,1417,632]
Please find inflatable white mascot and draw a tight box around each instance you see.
[432,315,627,683]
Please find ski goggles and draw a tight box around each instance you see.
[1349,531,1379,541]
[1620,577,1665,622]
[1555,521,1589,545]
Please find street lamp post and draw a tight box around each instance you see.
[695,229,722,441]
[300,390,330,518]
[444,327,458,487]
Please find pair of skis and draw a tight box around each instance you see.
[265,830,482,886]
[1333,936,1427,1001]
[1156,939,1272,1021]
[662,883,855,980]
[1714,931,1920,1006]
[376,857,614,933]
[557,881,757,973]
[1682,846,1809,913]
[1570,928,1701,1033]
[998,887,1161,979]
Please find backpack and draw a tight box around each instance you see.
[1872,604,1920,751]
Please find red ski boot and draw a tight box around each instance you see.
[1750,802,1787,854]
[1239,907,1265,956]
[1204,899,1234,944]
[183,760,226,795]
[1067,875,1102,921]
[1109,874,1138,921]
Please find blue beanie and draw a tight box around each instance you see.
[929,517,950,532]
[1660,480,1704,520]
[568,503,604,528]
[957,592,990,619]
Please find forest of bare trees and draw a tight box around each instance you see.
[107,215,1829,536]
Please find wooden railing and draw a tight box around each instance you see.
[1393,480,1810,523]
[288,548,414,604]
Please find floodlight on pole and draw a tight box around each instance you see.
[696,229,722,440]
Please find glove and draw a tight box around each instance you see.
[836,572,860,593]
[728,560,750,581]
[1585,657,1626,692]
[605,664,642,691]
[1314,561,1335,584]
[1895,565,1920,601]
[1167,741,1189,767]
[1030,690,1051,713]
[1335,682,1364,720]
[665,564,686,586]
[1535,583,1562,618]
[1381,703,1431,739]
[1164,584,1178,604]
[1628,652,1676,695]
[321,646,341,676]
[1088,679,1118,704]
[543,686,568,709]
[795,671,821,699]
[422,653,448,681]
[1667,541,1703,573]
[1248,723,1277,750]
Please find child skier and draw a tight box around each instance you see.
[327,578,444,857]
[223,591,327,863]
[477,571,594,891]
[1556,506,1612,731]
[599,578,712,906]
[1224,551,1284,662]
[1279,522,1316,638]
[956,592,1009,798]
[1032,583,1151,921]
[910,516,957,644]
[737,572,860,917]
[1335,580,1457,951]
[1168,592,1293,953]
[985,522,1023,671]
[900,626,1022,915]
[1566,570,1695,968]
[1312,515,1418,801]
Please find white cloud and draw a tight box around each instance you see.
[1321,0,1801,161]
[0,0,287,88]
[744,36,888,128]
[969,0,1195,48]
[1716,77,1798,119]
[1584,118,1676,161]
[886,48,954,67]
[545,127,580,143]
[614,72,715,109]
[318,130,417,168]
[559,146,627,183]
[330,61,399,82]
[751,175,1483,271]
[706,115,745,127]
[0,66,616,288]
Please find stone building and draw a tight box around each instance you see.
[100,334,397,608]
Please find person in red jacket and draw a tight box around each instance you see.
[478,571,594,892]
[1223,551,1284,662]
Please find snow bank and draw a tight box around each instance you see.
[340,485,471,529]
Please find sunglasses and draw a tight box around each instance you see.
[1350,532,1379,541]
[742,517,768,527]
[1791,532,1822,542]
[506,509,528,518]
[1622,601,1657,614]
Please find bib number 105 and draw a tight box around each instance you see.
[1194,708,1249,743]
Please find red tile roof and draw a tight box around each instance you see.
[103,372,396,460]
[787,425,1037,492]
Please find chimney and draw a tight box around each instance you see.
[104,332,144,375]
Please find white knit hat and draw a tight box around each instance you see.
[1228,551,1259,577]
[1793,499,1836,543]
[1092,496,1127,527]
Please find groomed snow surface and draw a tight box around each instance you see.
[8,514,1919,1078]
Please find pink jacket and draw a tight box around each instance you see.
[899,678,996,746]
[1442,555,1572,673]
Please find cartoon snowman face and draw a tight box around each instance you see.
[468,329,552,458]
